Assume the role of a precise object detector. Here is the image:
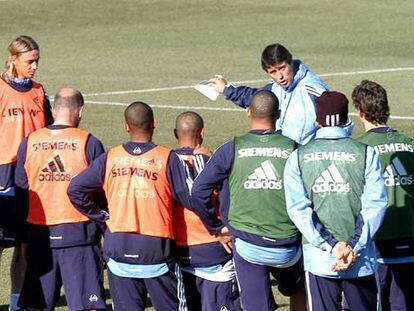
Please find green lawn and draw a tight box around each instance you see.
[0,0,413,309]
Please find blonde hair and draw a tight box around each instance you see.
[4,35,39,76]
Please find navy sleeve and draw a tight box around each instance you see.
[192,154,209,177]
[42,87,54,125]
[67,152,109,224]
[223,83,273,109]
[191,140,234,234]
[85,135,105,164]
[167,152,192,209]
[15,138,29,189]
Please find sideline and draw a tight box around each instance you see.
[81,67,414,97]
[84,100,414,120]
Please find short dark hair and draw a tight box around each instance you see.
[175,111,204,137]
[261,43,292,71]
[352,80,389,125]
[124,101,154,131]
[53,88,84,111]
[250,90,279,121]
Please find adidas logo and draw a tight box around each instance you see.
[312,164,350,194]
[89,294,99,302]
[244,160,282,190]
[383,157,413,187]
[39,155,71,182]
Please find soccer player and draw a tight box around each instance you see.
[191,90,306,311]
[15,88,106,310]
[353,80,414,310]
[284,91,387,311]
[67,102,193,311]
[173,111,241,311]
[208,43,352,145]
[0,35,52,311]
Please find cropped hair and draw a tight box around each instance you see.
[352,80,390,125]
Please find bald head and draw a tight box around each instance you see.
[249,90,280,122]
[53,88,84,112]
[124,101,154,133]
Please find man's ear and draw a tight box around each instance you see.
[275,109,281,120]
[358,109,365,120]
[246,107,252,118]
[152,119,157,129]
[78,106,84,119]
[200,128,205,139]
[173,129,178,140]
[124,123,130,133]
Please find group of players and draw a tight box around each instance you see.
[0,35,413,311]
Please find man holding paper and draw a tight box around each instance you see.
[208,43,353,145]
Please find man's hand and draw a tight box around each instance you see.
[208,75,228,94]
[194,144,212,157]
[331,242,360,272]
[215,226,233,253]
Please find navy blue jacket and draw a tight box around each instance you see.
[67,142,193,265]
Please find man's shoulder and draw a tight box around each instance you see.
[295,62,328,94]
[301,75,328,96]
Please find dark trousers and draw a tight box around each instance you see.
[305,272,378,311]
[378,262,414,311]
[181,270,241,311]
[108,265,185,311]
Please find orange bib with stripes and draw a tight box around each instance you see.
[25,127,90,225]
[104,145,174,239]
[173,153,218,246]
[0,78,46,165]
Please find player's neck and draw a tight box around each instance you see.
[249,121,275,132]
[363,121,387,133]
[52,117,77,127]
[177,137,201,149]
[129,133,153,143]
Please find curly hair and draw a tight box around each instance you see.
[351,80,390,125]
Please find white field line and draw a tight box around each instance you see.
[84,100,414,120]
[81,66,414,97]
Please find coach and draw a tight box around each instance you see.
[209,43,353,145]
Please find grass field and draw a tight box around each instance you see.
[0,0,413,309]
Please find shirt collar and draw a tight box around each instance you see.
[367,125,394,133]
[175,147,194,155]
[286,59,307,92]
[315,126,350,139]
[249,129,280,135]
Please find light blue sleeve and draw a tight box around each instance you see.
[284,150,333,251]
[351,146,387,253]
[343,119,355,137]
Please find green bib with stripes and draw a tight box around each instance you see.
[298,137,366,243]
[228,132,298,238]
[358,131,414,241]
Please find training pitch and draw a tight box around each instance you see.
[0,0,413,309]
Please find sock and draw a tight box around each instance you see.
[9,293,20,311]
